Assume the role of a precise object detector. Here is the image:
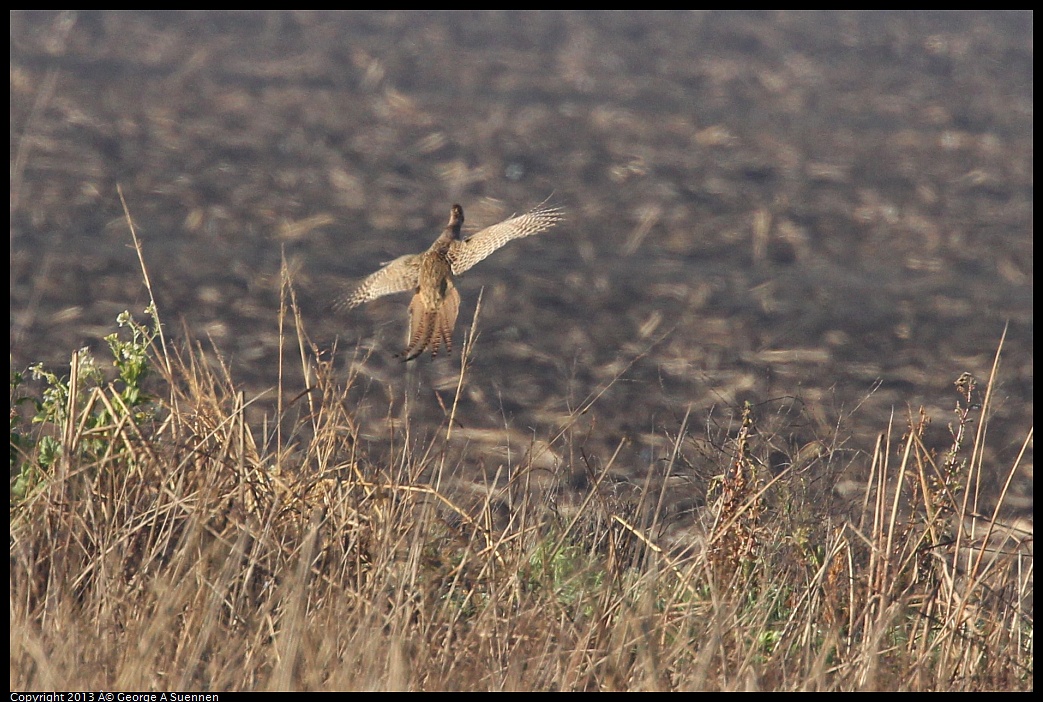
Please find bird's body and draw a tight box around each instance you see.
[339,202,564,361]
[404,218,460,361]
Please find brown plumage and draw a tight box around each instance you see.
[403,236,460,360]
[338,202,564,361]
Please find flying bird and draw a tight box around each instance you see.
[338,202,564,361]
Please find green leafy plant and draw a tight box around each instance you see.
[9,308,161,503]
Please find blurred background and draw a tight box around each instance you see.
[10,11,1032,516]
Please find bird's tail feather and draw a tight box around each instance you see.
[402,283,459,361]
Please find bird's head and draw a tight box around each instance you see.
[448,204,464,230]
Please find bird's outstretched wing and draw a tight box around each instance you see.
[334,253,422,310]
[447,204,565,275]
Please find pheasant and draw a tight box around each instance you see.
[339,202,564,361]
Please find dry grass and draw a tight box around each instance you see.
[9,214,1032,691]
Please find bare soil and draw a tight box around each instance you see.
[10,11,1032,514]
